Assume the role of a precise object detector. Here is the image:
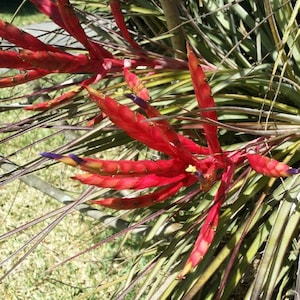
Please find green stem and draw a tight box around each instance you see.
[160,0,186,59]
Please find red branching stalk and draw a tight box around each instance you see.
[41,59,299,279]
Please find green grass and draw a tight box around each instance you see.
[0,11,145,299]
[0,113,147,298]
[0,7,47,26]
[0,111,117,299]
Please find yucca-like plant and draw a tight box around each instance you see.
[0,0,300,299]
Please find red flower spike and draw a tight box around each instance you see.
[73,173,187,190]
[109,0,141,50]
[26,86,83,111]
[41,152,188,177]
[70,154,189,177]
[0,49,107,75]
[0,20,63,53]
[178,164,235,279]
[187,45,222,155]
[85,86,191,158]
[91,181,185,210]
[18,50,90,73]
[124,68,150,101]
[0,69,50,88]
[247,153,300,177]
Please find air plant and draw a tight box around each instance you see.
[1,0,300,299]
[41,47,300,281]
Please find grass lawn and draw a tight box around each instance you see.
[0,107,140,299]
[0,2,47,25]
[0,7,144,299]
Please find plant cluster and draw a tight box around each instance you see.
[0,0,299,299]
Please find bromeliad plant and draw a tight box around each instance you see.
[41,47,300,280]
[1,0,300,299]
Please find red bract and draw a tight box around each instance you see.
[123,68,150,101]
[25,86,83,111]
[41,48,300,279]
[109,0,141,50]
[187,45,221,155]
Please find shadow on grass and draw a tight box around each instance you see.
[0,0,38,15]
